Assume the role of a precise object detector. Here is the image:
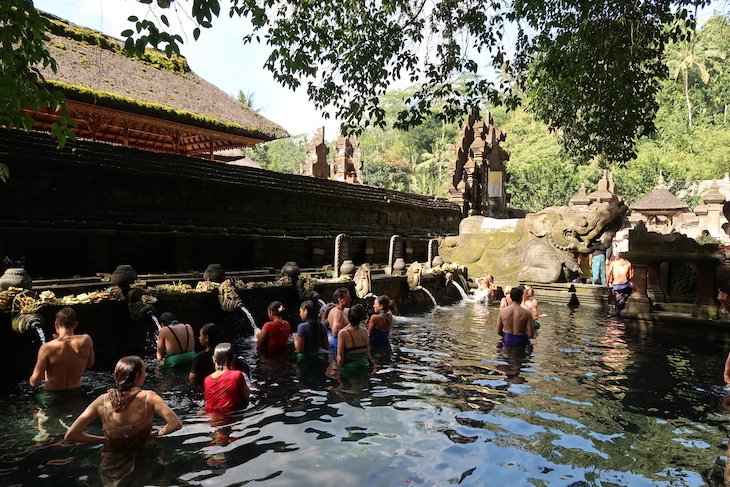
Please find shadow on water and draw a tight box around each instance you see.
[1,302,729,485]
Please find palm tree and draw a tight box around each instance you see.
[667,35,725,128]
[415,136,452,196]
[236,90,261,113]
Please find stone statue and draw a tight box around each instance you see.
[406,262,423,291]
[440,198,628,283]
[354,263,372,298]
[518,199,628,282]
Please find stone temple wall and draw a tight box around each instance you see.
[0,129,459,278]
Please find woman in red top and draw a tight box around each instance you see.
[204,343,250,415]
[256,301,291,354]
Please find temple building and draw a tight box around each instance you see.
[0,13,460,278]
[27,13,288,155]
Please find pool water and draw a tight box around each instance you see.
[1,302,729,486]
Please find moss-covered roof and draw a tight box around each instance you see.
[37,13,288,142]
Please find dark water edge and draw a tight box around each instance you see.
[1,302,729,486]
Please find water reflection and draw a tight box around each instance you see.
[0,302,728,485]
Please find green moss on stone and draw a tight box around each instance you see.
[47,80,272,140]
[45,17,190,74]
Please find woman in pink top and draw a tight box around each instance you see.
[204,343,250,415]
[256,301,291,354]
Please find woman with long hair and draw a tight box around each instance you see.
[367,295,395,349]
[204,343,250,415]
[256,301,291,355]
[336,304,369,375]
[65,356,181,484]
[294,300,329,362]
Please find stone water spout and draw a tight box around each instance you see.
[127,287,158,332]
[218,280,261,335]
[10,291,46,343]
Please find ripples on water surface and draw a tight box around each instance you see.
[1,303,730,486]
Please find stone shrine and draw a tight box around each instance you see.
[301,127,330,178]
[445,108,510,218]
[331,134,364,184]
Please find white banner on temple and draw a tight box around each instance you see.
[488,170,502,197]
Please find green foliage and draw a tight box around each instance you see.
[113,0,702,165]
[236,90,260,113]
[362,158,412,192]
[0,1,75,157]
[245,136,307,174]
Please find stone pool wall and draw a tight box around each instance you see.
[0,128,460,278]
[0,274,463,386]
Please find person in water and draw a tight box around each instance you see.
[497,287,534,347]
[156,312,195,368]
[608,252,633,313]
[204,343,251,415]
[367,295,394,349]
[65,356,182,484]
[499,285,513,309]
[521,285,541,331]
[257,301,291,355]
[473,276,497,304]
[189,322,220,386]
[294,300,328,362]
[337,304,369,374]
[30,307,95,391]
[326,287,351,349]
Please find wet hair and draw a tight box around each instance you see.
[159,312,178,326]
[200,322,220,349]
[213,343,234,370]
[268,301,285,318]
[109,356,144,412]
[348,304,366,328]
[55,307,77,328]
[333,287,350,302]
[300,300,317,322]
[510,286,524,303]
[376,295,396,313]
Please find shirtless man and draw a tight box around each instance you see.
[156,312,195,368]
[29,307,94,391]
[326,287,351,348]
[497,287,534,347]
[608,252,633,313]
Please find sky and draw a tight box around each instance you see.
[35,0,342,139]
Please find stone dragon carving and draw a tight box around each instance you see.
[354,263,372,299]
[518,199,628,283]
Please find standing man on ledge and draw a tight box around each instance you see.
[30,307,94,391]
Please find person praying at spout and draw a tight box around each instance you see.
[29,307,94,391]
[156,312,195,369]
[257,301,291,356]
[204,343,251,416]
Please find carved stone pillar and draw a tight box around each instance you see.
[334,234,352,278]
[427,239,439,268]
[387,235,405,275]
[625,261,651,314]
